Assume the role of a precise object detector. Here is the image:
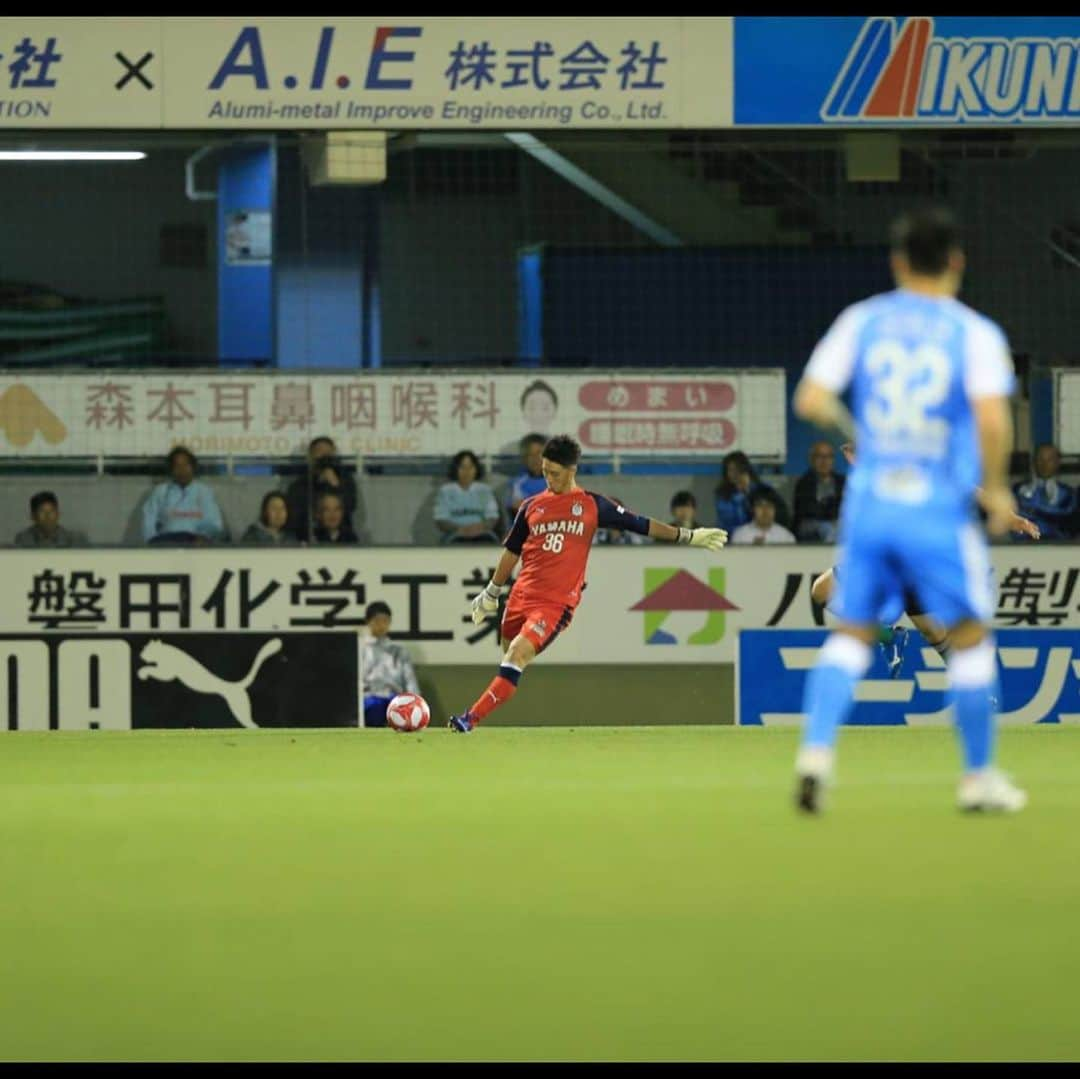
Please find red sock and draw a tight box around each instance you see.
[468,664,522,724]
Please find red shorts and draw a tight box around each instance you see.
[501,596,575,654]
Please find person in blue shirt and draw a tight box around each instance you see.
[507,433,549,517]
[714,450,791,534]
[1012,442,1077,542]
[792,205,1025,815]
[435,450,500,544]
[142,446,227,546]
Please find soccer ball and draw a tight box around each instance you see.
[386,693,430,733]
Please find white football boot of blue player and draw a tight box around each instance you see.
[956,768,1027,813]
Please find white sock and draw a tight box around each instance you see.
[796,745,835,779]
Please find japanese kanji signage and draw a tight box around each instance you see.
[738,629,1080,727]
[5,546,1080,667]
[0,18,161,128]
[0,18,732,129]
[0,370,785,460]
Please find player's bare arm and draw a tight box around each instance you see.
[973,486,1040,539]
[793,378,856,441]
[973,394,1017,537]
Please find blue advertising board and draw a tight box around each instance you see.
[738,628,1080,725]
[736,17,1080,126]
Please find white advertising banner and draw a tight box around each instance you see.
[1054,368,1080,455]
[1,545,1075,666]
[0,17,733,129]
[0,369,786,460]
[0,19,161,129]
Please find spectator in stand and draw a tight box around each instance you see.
[310,491,358,545]
[435,450,500,544]
[361,601,420,729]
[669,490,700,530]
[793,440,846,543]
[14,491,88,547]
[241,491,299,546]
[714,450,791,535]
[142,446,227,545]
[731,490,797,546]
[1013,442,1078,541]
[286,435,359,542]
[507,433,548,516]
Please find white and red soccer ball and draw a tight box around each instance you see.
[386,693,431,733]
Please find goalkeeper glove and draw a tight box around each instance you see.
[677,527,728,550]
[470,580,507,625]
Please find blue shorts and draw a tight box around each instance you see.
[833,501,992,630]
[832,564,924,626]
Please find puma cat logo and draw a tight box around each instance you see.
[137,638,283,728]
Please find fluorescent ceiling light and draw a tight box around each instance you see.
[0,151,146,161]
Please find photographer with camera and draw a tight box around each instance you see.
[285,435,360,543]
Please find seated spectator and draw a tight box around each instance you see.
[793,441,846,542]
[241,491,299,546]
[310,491,358,545]
[435,450,500,544]
[714,450,791,534]
[142,446,227,546]
[286,435,359,542]
[507,433,548,516]
[1012,443,1077,541]
[361,601,420,729]
[14,491,88,547]
[594,495,649,545]
[669,490,700,530]
[731,490,796,545]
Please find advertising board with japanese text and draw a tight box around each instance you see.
[4,545,1077,666]
[738,629,1080,726]
[0,18,732,129]
[0,370,785,460]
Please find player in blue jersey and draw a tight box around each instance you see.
[792,206,1026,814]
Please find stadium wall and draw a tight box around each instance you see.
[8,144,1080,372]
[418,664,736,727]
[2,149,218,358]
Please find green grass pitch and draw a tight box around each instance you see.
[0,726,1077,1061]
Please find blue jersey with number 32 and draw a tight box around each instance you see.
[806,288,1014,517]
[805,288,1015,627]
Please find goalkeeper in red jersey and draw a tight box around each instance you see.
[448,434,728,732]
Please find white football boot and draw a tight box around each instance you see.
[956,768,1028,813]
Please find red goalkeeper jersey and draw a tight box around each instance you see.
[503,488,651,609]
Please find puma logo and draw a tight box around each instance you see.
[137,638,283,728]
